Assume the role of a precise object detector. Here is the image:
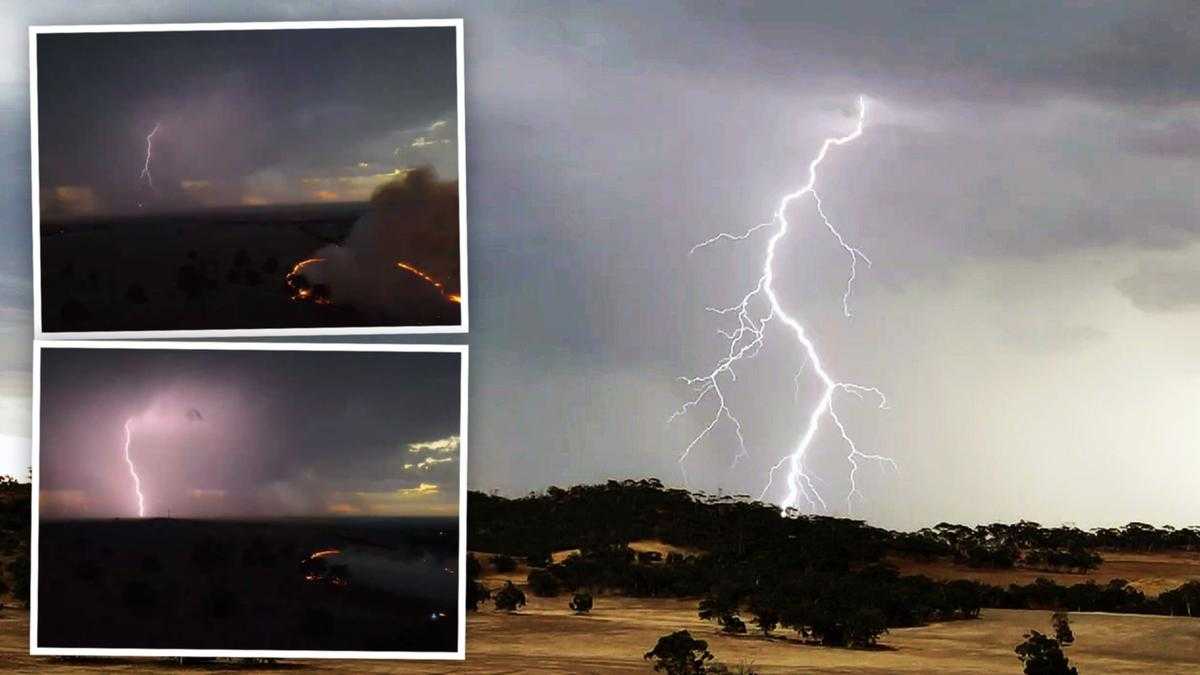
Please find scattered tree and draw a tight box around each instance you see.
[527,569,562,597]
[1015,630,1077,675]
[748,596,779,636]
[1051,611,1074,646]
[494,581,527,612]
[491,554,517,574]
[644,630,713,675]
[721,614,747,634]
[569,591,594,614]
[468,580,491,611]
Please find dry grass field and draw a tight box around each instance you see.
[2,597,1198,673]
[891,550,1200,597]
[3,544,1199,674]
[2,540,1196,672]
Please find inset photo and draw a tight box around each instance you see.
[32,20,466,336]
[31,341,467,659]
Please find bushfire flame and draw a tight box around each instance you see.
[284,256,461,305]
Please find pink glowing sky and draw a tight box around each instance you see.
[38,348,461,519]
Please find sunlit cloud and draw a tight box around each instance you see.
[407,435,460,454]
[41,185,100,218]
[394,482,440,497]
[403,455,454,471]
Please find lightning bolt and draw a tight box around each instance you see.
[139,123,160,191]
[673,96,896,516]
[122,417,145,518]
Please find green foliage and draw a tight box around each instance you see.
[1015,630,1078,675]
[644,630,713,675]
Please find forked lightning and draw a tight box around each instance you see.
[673,96,896,516]
[122,418,145,518]
[139,122,160,190]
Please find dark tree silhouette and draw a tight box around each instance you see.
[494,581,527,612]
[1051,611,1074,646]
[1015,630,1078,675]
[644,630,713,675]
[527,569,562,597]
[468,581,491,611]
[721,615,747,634]
[569,591,594,614]
[1160,581,1200,617]
[748,596,779,636]
[491,554,517,574]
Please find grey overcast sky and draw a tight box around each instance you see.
[2,2,1198,530]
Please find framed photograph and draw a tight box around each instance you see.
[31,20,467,337]
[30,341,467,659]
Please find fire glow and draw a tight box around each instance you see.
[285,256,461,305]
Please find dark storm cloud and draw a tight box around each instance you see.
[38,348,461,517]
[6,1,1200,529]
[35,25,457,215]
[1041,0,1200,104]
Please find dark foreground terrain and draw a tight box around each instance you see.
[3,479,1198,671]
[36,517,458,653]
[39,203,459,332]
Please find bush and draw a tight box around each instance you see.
[527,569,562,597]
[570,591,594,614]
[494,581,526,612]
[644,630,713,674]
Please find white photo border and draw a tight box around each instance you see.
[30,19,469,338]
[30,340,469,660]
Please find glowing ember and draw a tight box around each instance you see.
[307,548,341,561]
[284,255,460,305]
[289,257,326,277]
